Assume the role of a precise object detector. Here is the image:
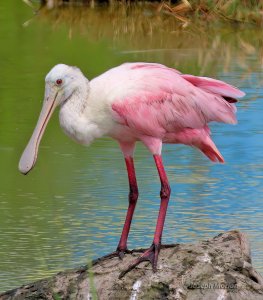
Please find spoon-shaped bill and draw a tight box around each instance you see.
[18,92,58,174]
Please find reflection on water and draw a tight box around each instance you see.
[0,1,263,293]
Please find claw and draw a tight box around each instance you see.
[119,243,160,279]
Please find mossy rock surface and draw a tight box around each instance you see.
[1,231,263,300]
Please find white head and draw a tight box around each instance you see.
[45,64,87,105]
[19,64,87,174]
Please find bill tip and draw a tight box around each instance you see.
[18,161,33,175]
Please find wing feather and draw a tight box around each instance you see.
[110,63,244,138]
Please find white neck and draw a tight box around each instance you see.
[63,79,89,114]
[59,81,104,145]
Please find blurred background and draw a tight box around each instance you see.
[0,0,262,292]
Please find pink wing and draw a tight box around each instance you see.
[110,63,245,162]
[181,74,245,98]
[112,63,244,136]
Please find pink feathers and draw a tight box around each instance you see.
[110,63,245,162]
[181,74,245,99]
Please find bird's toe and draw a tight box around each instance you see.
[119,243,161,279]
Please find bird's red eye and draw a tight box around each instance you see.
[56,79,62,85]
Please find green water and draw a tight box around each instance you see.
[0,1,263,292]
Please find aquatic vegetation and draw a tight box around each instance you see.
[25,2,263,93]
[27,0,263,26]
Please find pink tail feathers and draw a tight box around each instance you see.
[167,127,225,163]
[198,138,224,163]
[193,127,224,163]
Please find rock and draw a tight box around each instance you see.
[1,230,263,300]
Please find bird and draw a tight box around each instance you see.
[19,62,245,277]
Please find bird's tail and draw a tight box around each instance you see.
[191,126,224,163]
[198,139,224,163]
[170,126,225,163]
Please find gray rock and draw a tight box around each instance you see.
[1,230,263,300]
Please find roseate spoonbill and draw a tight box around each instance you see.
[19,62,245,277]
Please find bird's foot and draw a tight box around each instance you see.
[100,247,131,261]
[119,243,161,279]
[116,247,132,259]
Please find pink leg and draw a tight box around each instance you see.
[152,154,171,247]
[116,156,139,257]
[119,154,171,278]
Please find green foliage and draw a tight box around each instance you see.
[52,293,62,300]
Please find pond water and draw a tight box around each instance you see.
[0,1,263,293]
